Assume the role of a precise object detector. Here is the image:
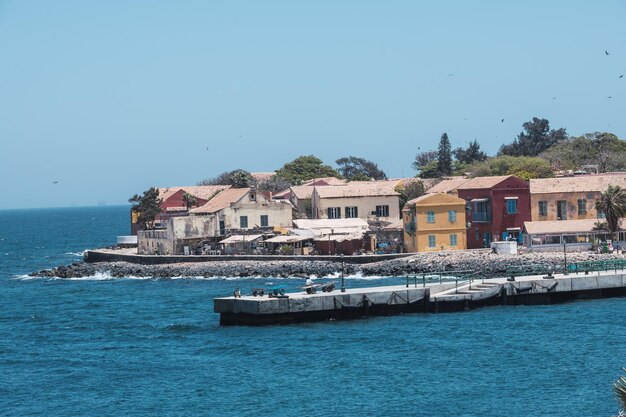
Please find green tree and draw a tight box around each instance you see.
[335,156,387,181]
[468,155,554,179]
[275,155,340,185]
[499,117,567,156]
[255,176,293,193]
[182,192,197,210]
[540,132,626,172]
[198,169,253,188]
[453,140,488,165]
[396,180,425,211]
[595,185,626,239]
[417,160,440,179]
[128,187,162,230]
[412,150,438,173]
[437,133,452,176]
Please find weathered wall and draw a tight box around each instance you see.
[220,200,292,231]
[530,191,602,221]
[313,195,400,221]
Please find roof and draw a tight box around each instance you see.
[302,177,346,186]
[459,175,515,190]
[530,174,626,194]
[313,232,366,242]
[250,172,276,182]
[293,218,369,230]
[158,185,230,202]
[314,181,400,198]
[406,193,466,206]
[426,178,472,194]
[524,219,610,235]
[189,188,251,214]
[290,185,315,200]
[264,235,312,243]
[218,234,264,244]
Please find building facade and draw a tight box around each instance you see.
[456,176,531,249]
[529,174,626,222]
[402,193,467,252]
[311,182,400,222]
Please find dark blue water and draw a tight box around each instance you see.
[1,206,625,416]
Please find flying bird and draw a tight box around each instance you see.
[52,181,58,184]
[501,119,504,123]
[620,75,624,79]
[448,73,454,77]
[605,50,610,55]
[608,96,612,99]
[553,97,557,100]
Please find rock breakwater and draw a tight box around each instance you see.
[30,250,626,279]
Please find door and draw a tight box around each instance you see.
[483,232,491,247]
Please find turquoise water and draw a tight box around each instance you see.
[1,206,625,416]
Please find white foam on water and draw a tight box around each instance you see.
[63,250,87,257]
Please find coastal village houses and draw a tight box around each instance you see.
[138,187,292,255]
[523,173,626,250]
[428,175,531,249]
[131,185,230,235]
[402,193,467,253]
[311,181,401,222]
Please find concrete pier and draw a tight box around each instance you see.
[214,270,626,325]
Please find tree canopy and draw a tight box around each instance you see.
[436,133,453,176]
[453,140,488,165]
[540,132,626,173]
[198,169,254,188]
[396,180,425,211]
[335,156,387,181]
[274,155,340,185]
[595,185,626,238]
[499,117,567,157]
[468,155,554,180]
[412,150,438,173]
[129,187,162,230]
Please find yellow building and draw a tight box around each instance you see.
[402,193,467,253]
[529,174,626,221]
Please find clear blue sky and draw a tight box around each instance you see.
[1,1,625,209]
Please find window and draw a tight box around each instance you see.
[427,211,435,223]
[345,206,358,218]
[450,234,458,246]
[472,200,491,222]
[506,199,518,214]
[557,200,567,220]
[260,215,268,227]
[219,220,226,235]
[428,235,436,248]
[328,207,341,219]
[538,201,547,217]
[239,216,248,228]
[597,209,606,219]
[448,210,456,222]
[577,199,587,215]
[376,205,389,217]
[249,192,256,201]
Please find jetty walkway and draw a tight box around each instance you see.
[215,265,626,325]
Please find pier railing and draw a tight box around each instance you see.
[405,270,481,292]
[506,259,626,279]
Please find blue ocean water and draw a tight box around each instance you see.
[1,206,625,416]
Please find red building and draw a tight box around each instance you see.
[456,176,530,249]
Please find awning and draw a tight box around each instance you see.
[471,198,489,203]
[219,234,264,244]
[504,196,519,200]
[506,227,521,231]
[264,235,311,244]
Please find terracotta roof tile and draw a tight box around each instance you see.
[530,174,626,194]
[190,188,251,214]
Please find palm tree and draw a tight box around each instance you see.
[595,185,626,240]
[614,368,626,412]
[182,192,197,211]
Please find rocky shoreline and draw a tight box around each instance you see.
[30,250,626,279]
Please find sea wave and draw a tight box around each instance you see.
[63,250,87,257]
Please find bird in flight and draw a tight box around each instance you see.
[608,96,612,99]
[52,181,58,184]
[605,50,610,55]
[501,119,504,123]
[448,73,454,77]
[620,75,624,79]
